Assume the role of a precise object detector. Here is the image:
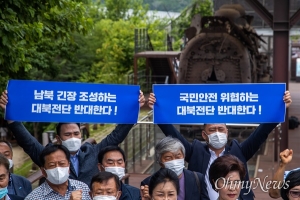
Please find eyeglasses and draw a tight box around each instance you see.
[289,191,300,198]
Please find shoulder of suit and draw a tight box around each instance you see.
[79,142,94,152]
[183,169,204,177]
[123,184,139,191]
[228,139,240,147]
[193,139,206,147]
[8,193,24,200]
[122,184,140,197]
[11,173,31,183]
[80,141,94,148]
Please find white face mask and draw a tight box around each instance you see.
[45,167,69,185]
[8,159,13,169]
[105,167,125,180]
[93,195,117,200]
[163,158,185,176]
[206,132,227,149]
[61,138,81,152]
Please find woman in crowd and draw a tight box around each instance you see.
[140,136,208,199]
[281,170,300,200]
[146,168,179,200]
[209,154,246,200]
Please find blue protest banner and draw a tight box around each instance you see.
[153,83,286,124]
[5,80,140,123]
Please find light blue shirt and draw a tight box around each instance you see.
[70,151,80,176]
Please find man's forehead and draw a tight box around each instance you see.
[45,150,67,162]
[104,151,123,159]
[46,158,67,164]
[93,179,117,189]
[61,123,80,130]
[205,124,226,128]
[162,150,183,155]
[0,143,11,150]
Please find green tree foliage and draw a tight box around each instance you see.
[171,0,213,50]
[0,0,93,138]
[79,19,136,83]
[96,0,148,22]
[105,0,129,20]
[0,0,93,90]
[74,0,169,84]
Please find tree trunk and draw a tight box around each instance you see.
[33,122,39,140]
[32,122,40,172]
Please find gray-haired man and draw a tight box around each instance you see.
[141,136,209,200]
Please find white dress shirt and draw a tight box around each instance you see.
[205,148,225,200]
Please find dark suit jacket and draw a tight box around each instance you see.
[141,169,209,200]
[158,123,278,200]
[10,174,32,197]
[120,182,141,200]
[8,122,134,185]
[8,194,24,200]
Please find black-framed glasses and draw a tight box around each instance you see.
[289,190,300,198]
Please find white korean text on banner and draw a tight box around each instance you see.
[5,80,140,123]
[153,83,286,124]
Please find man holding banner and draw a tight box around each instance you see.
[148,85,292,200]
[0,82,145,186]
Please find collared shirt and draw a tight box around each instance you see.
[7,174,15,195]
[5,195,11,200]
[70,151,80,176]
[205,148,225,200]
[24,179,91,200]
[178,172,185,200]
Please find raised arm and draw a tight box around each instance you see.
[240,123,278,161]
[7,122,44,166]
[95,123,134,152]
[241,91,292,160]
[148,93,193,162]
[95,90,145,153]
[269,149,293,199]
[1,90,44,166]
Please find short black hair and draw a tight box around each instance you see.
[90,171,120,191]
[39,144,70,167]
[56,123,80,136]
[98,146,126,164]
[149,168,179,196]
[203,123,226,129]
[281,170,300,200]
[0,140,13,152]
[0,154,9,171]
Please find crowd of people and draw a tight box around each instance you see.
[0,89,295,200]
